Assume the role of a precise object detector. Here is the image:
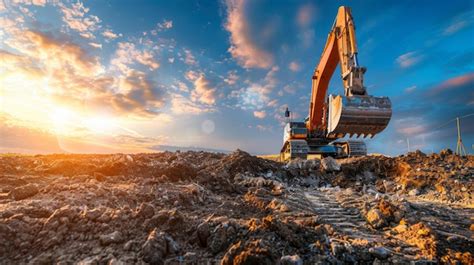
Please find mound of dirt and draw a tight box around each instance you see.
[0,150,472,264]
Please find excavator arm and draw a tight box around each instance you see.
[307,6,391,138]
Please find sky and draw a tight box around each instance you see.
[0,0,473,155]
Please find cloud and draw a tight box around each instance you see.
[10,0,46,7]
[404,85,416,93]
[0,112,166,153]
[289,61,301,72]
[253,110,266,119]
[111,42,160,73]
[89,42,102,49]
[396,51,423,68]
[183,48,197,65]
[224,71,239,85]
[442,11,473,36]
[171,94,214,115]
[185,70,199,81]
[256,124,272,131]
[112,70,165,117]
[102,29,121,40]
[296,3,315,28]
[59,1,101,39]
[443,20,468,35]
[429,72,474,95]
[224,0,273,69]
[172,81,189,92]
[158,20,173,30]
[236,66,279,110]
[191,74,217,105]
[2,30,165,119]
[6,30,102,76]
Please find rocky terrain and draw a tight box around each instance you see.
[0,149,472,264]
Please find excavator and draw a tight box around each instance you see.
[280,6,392,161]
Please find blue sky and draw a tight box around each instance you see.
[0,0,473,155]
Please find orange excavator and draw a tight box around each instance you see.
[280,6,392,161]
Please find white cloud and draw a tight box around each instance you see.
[289,61,301,72]
[183,48,197,65]
[191,74,216,105]
[297,3,315,28]
[256,124,272,131]
[442,11,473,36]
[185,70,199,81]
[171,93,214,115]
[102,29,121,40]
[59,1,101,39]
[89,42,102,49]
[224,0,273,69]
[224,71,239,85]
[111,42,159,73]
[253,110,266,119]
[396,51,423,68]
[158,20,173,30]
[404,85,417,93]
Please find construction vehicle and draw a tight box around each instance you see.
[280,6,392,161]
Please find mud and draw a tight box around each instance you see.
[0,150,472,264]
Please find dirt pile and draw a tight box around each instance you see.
[0,150,472,264]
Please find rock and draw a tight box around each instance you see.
[280,254,303,265]
[135,203,155,219]
[94,172,106,182]
[100,231,124,246]
[321,157,341,172]
[409,189,420,196]
[165,234,180,254]
[108,258,126,265]
[367,208,386,228]
[123,240,135,251]
[142,229,168,265]
[196,221,210,247]
[83,208,103,221]
[9,184,39,200]
[221,239,275,265]
[369,246,390,260]
[77,256,101,265]
[209,224,229,254]
[183,252,197,262]
[440,148,453,157]
[330,241,345,257]
[28,253,53,265]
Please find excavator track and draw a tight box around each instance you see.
[334,140,367,157]
[283,187,473,262]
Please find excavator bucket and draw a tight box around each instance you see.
[327,95,392,138]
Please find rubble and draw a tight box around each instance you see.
[0,150,472,264]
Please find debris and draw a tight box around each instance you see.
[280,254,303,265]
[100,231,124,246]
[0,150,471,264]
[141,229,168,265]
[9,184,38,200]
[321,157,341,171]
[369,246,390,260]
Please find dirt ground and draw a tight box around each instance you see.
[0,149,472,264]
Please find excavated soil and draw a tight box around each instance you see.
[0,150,472,264]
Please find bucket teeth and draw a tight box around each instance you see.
[328,95,392,137]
